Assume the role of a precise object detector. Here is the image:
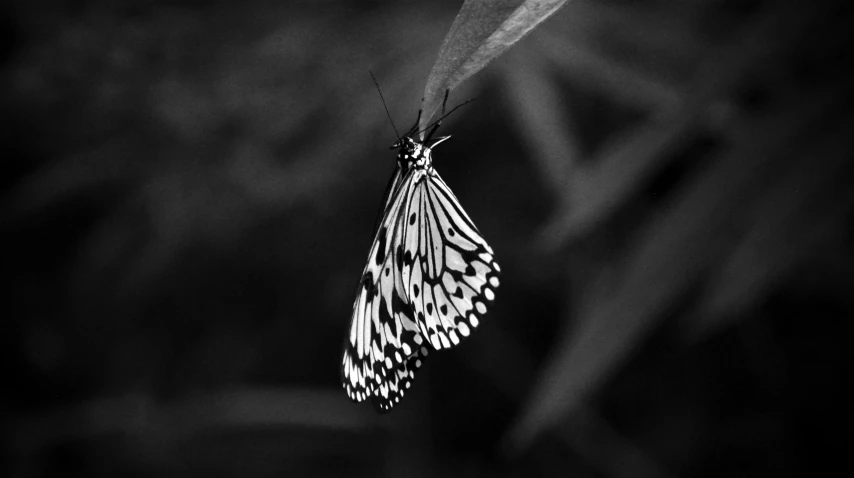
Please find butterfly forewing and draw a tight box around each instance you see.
[342,135,499,413]
[403,172,500,352]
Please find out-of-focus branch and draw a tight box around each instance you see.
[507,60,854,451]
[539,3,826,248]
[10,388,378,458]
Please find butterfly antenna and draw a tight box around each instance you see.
[417,98,475,140]
[370,71,400,142]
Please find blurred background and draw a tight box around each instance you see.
[3,0,852,476]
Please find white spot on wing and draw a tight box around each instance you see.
[470,315,479,328]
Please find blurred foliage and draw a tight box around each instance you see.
[2,0,852,477]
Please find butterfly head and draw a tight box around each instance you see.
[393,136,431,170]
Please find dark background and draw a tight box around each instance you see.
[3,1,852,477]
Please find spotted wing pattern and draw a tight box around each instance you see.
[401,170,500,352]
[342,167,427,412]
[342,136,499,413]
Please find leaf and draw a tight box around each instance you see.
[419,0,570,134]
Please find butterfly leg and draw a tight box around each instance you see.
[407,109,422,137]
[424,90,450,143]
[429,135,452,148]
[440,89,450,116]
[424,123,441,143]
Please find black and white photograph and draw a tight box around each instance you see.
[3,1,852,476]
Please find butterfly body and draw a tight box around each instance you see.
[342,133,500,413]
[395,136,433,170]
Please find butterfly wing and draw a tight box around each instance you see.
[371,343,429,412]
[343,144,500,412]
[402,170,500,352]
[341,167,428,412]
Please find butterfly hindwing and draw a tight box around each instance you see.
[380,173,427,369]
[342,167,408,405]
[342,168,427,410]
[371,343,429,412]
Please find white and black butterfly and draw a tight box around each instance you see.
[342,100,500,412]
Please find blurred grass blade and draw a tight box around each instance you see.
[501,51,582,200]
[690,123,854,341]
[420,0,570,133]
[537,4,817,248]
[505,67,854,452]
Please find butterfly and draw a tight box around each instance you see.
[341,98,500,413]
